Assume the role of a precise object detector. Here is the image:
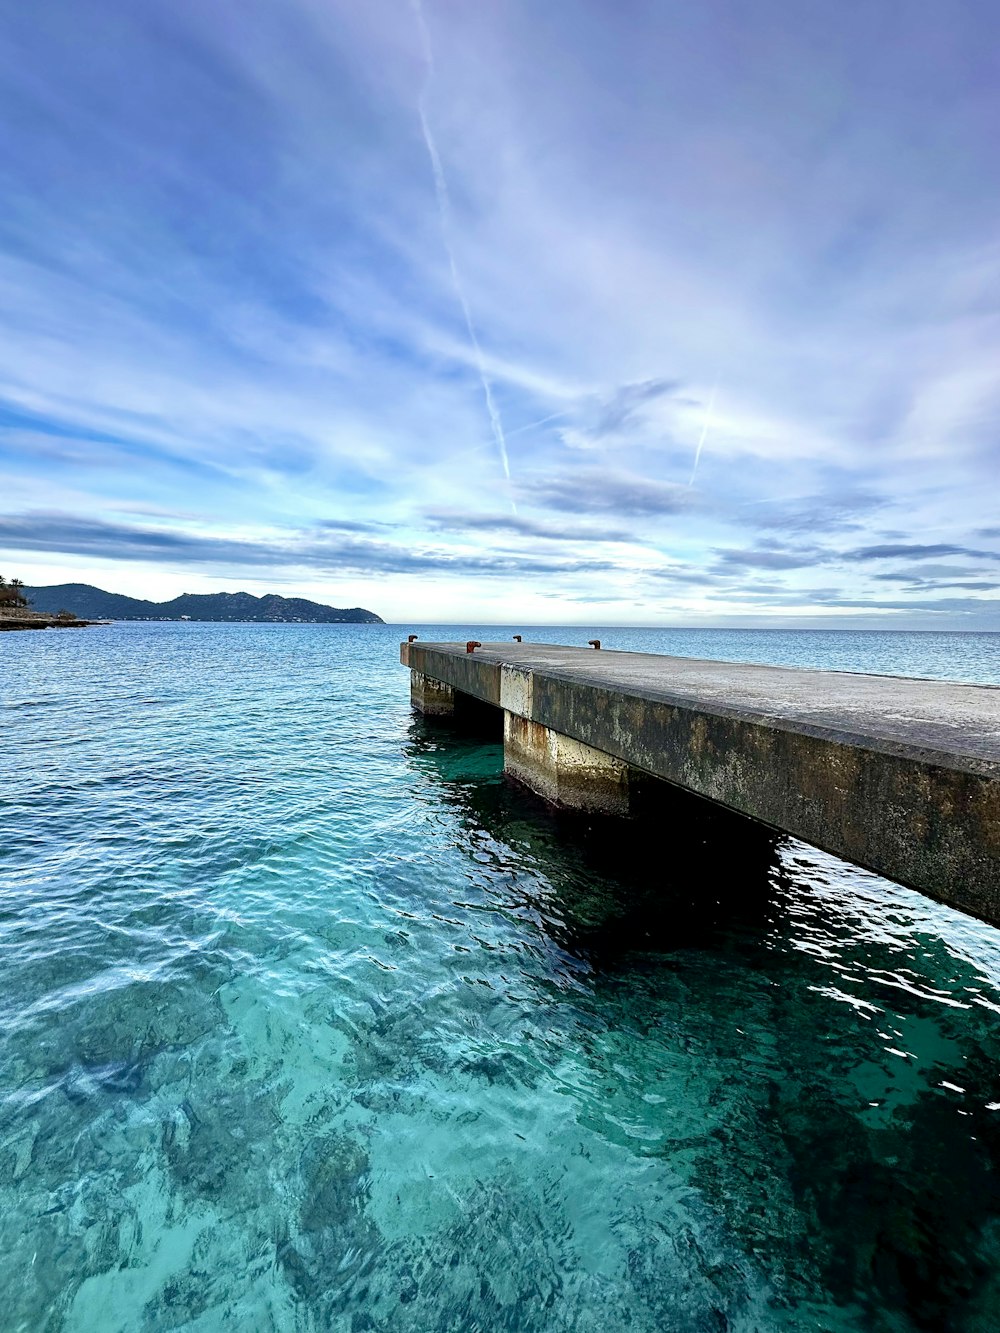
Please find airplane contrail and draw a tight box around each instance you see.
[688,378,719,487]
[506,408,574,438]
[411,0,514,507]
[435,407,574,473]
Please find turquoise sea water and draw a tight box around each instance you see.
[3,623,1000,1333]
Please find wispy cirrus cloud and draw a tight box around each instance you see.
[522,470,695,518]
[845,544,1000,563]
[873,575,1000,591]
[423,509,635,543]
[740,488,889,535]
[713,545,828,571]
[0,511,625,581]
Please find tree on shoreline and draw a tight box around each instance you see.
[0,577,28,610]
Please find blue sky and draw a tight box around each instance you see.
[2,0,999,626]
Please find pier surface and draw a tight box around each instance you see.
[402,640,1000,925]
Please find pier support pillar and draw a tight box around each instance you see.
[503,712,631,815]
[411,670,457,716]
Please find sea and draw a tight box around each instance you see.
[2,622,1000,1333]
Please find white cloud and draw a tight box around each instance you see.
[1,0,998,625]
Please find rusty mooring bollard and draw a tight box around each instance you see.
[407,634,418,643]
[589,639,601,650]
[466,640,482,654]
[512,635,522,642]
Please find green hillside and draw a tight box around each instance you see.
[24,584,383,624]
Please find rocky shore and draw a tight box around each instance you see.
[0,610,106,631]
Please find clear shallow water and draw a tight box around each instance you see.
[2,623,1000,1333]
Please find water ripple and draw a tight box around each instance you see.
[3,623,1000,1331]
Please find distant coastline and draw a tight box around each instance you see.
[22,584,384,625]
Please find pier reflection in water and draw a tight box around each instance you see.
[406,710,1000,1333]
[405,712,781,962]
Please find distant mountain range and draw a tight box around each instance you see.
[24,584,384,624]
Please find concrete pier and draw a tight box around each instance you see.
[410,670,456,716]
[504,713,632,816]
[401,640,1000,926]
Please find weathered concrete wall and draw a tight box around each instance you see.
[402,641,502,707]
[410,670,456,716]
[401,641,1000,926]
[504,713,631,815]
